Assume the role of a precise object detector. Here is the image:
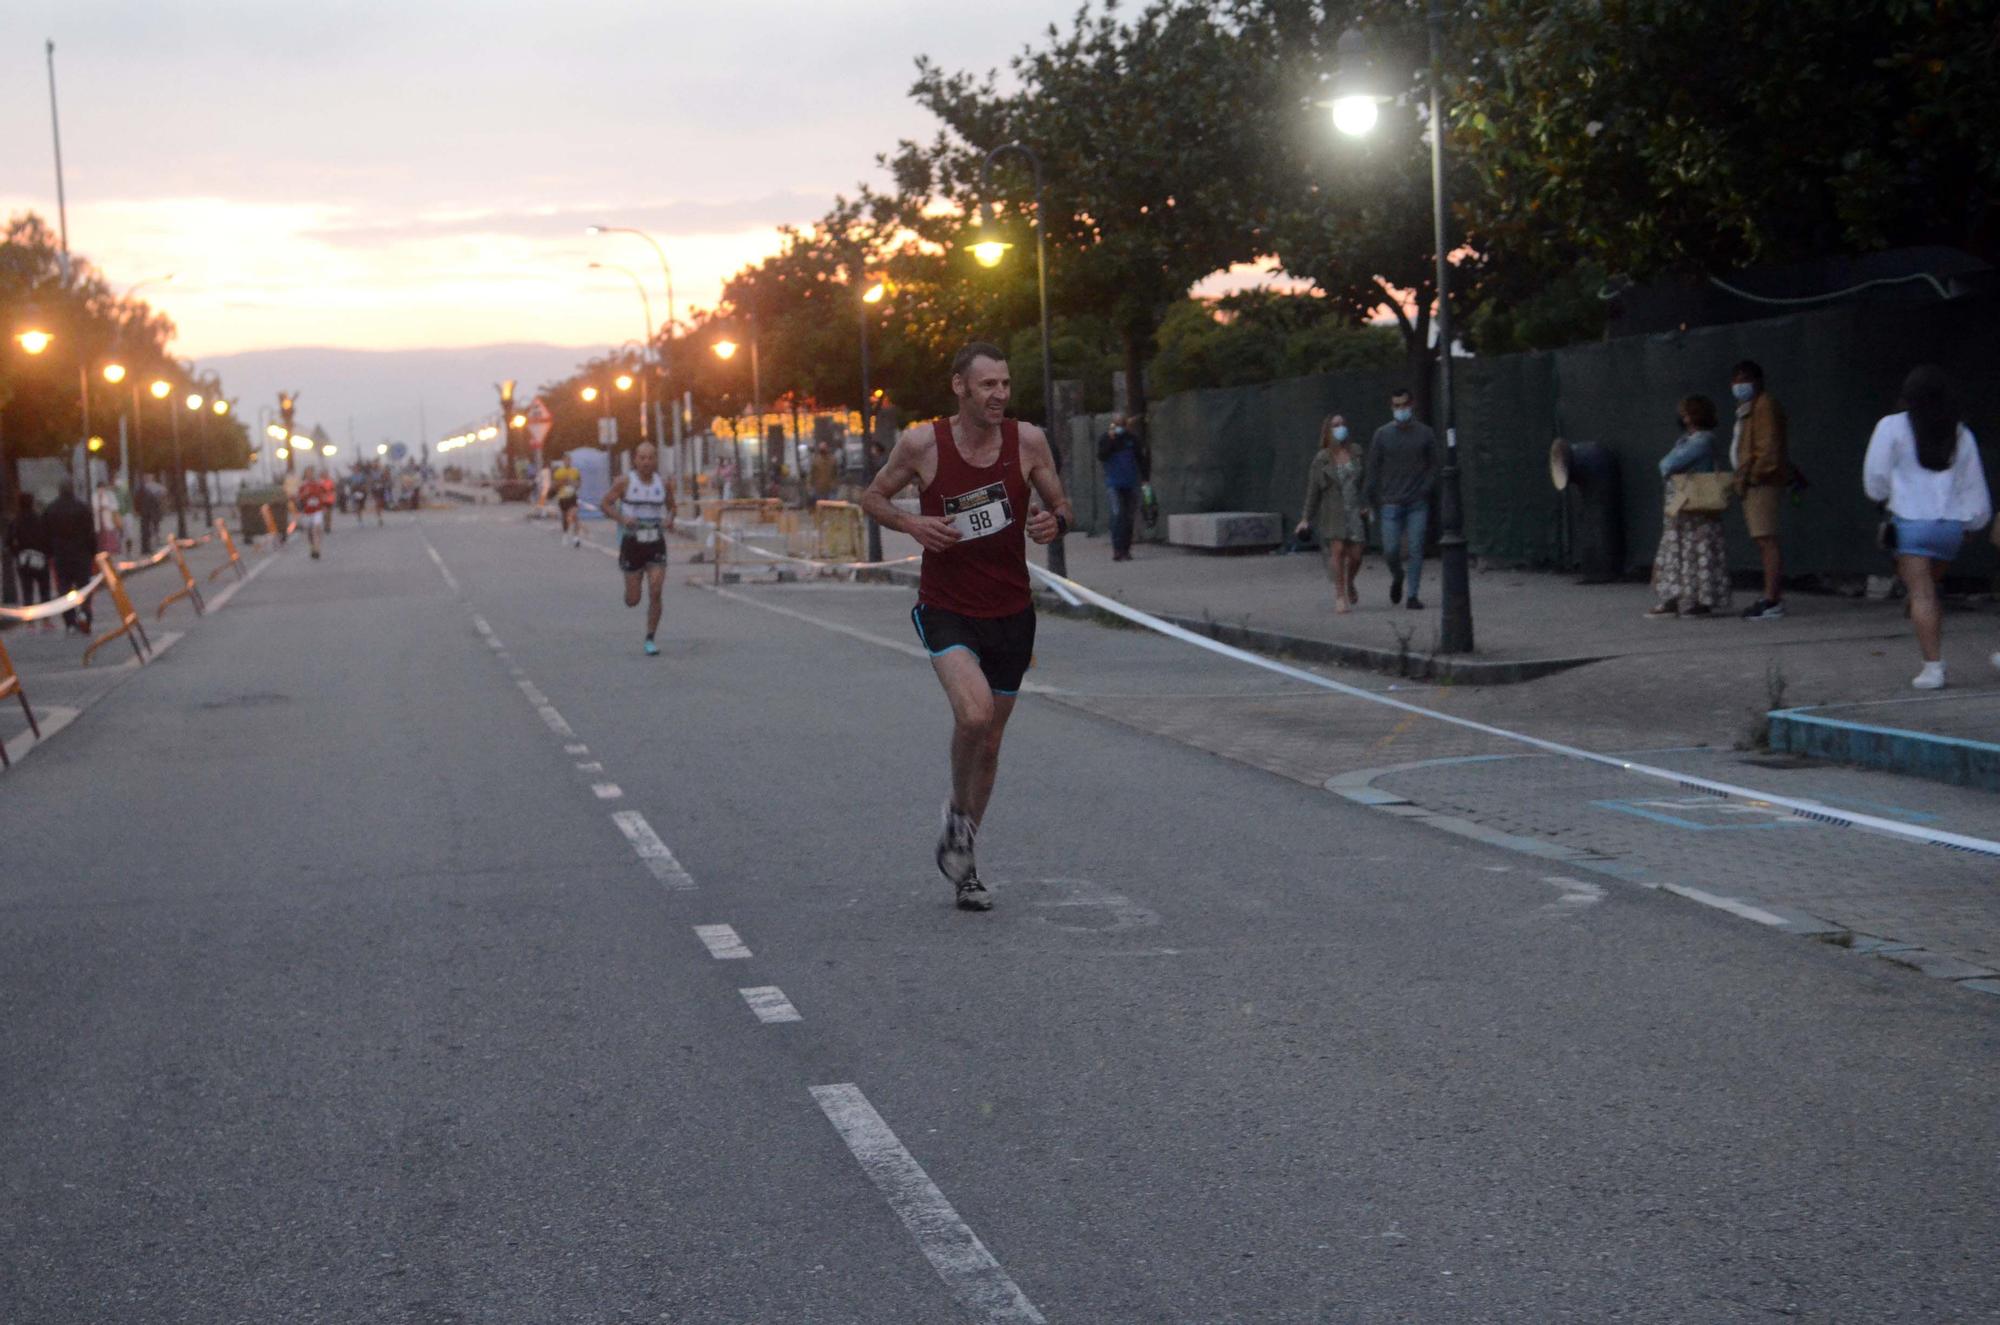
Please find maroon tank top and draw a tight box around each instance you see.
[917,415,1032,617]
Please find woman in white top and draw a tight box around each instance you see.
[1861,365,1993,689]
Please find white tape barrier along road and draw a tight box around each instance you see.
[1025,563,2000,861]
[710,525,923,574]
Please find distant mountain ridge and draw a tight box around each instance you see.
[195,343,604,461]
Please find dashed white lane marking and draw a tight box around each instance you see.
[810,1084,1046,1325]
[575,760,604,772]
[565,743,590,755]
[424,543,461,592]
[472,616,493,636]
[610,811,695,889]
[592,782,624,800]
[1662,884,1789,928]
[486,637,505,651]
[694,924,752,959]
[739,986,802,1024]
[1537,875,1606,917]
[537,705,575,736]
[517,678,549,704]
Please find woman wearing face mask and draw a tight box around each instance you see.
[1646,395,1733,618]
[1862,365,1993,689]
[1294,413,1367,613]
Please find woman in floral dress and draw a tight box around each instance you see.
[1647,394,1732,618]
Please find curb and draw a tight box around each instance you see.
[1325,755,2000,1000]
[857,566,1600,685]
[1769,703,2000,793]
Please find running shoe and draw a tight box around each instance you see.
[1912,661,1945,690]
[955,872,994,912]
[643,638,660,657]
[936,803,976,886]
[1740,598,1784,620]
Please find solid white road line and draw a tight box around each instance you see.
[810,1083,1046,1325]
[0,705,81,773]
[738,986,802,1024]
[592,782,623,800]
[1662,884,1789,927]
[610,810,695,889]
[693,924,751,960]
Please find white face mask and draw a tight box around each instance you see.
[1392,407,1413,424]
[1332,425,1349,442]
[1732,382,1756,402]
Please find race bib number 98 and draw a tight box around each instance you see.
[943,482,1014,542]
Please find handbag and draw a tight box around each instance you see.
[1666,471,1733,517]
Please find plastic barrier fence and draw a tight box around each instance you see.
[0,635,40,767]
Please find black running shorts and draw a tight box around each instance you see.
[911,603,1036,695]
[619,534,667,573]
[557,495,578,513]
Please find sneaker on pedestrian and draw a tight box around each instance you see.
[955,872,994,912]
[1390,569,1404,605]
[1644,602,1678,619]
[1912,661,1946,690]
[1740,598,1784,620]
[1406,596,1424,610]
[936,803,976,886]
[643,637,659,656]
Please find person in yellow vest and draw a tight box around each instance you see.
[552,458,583,547]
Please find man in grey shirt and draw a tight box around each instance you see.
[1364,386,1440,609]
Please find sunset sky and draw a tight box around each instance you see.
[1,1,1092,358]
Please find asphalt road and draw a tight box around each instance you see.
[3,508,1996,1324]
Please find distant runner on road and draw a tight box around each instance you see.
[552,459,583,547]
[293,465,334,560]
[601,442,677,656]
[860,341,1072,911]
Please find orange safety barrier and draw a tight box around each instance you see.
[208,517,246,582]
[0,635,40,767]
[156,538,206,620]
[813,500,866,562]
[260,503,279,542]
[709,499,784,584]
[81,552,152,667]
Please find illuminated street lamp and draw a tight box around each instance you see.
[614,373,634,392]
[185,392,203,411]
[511,412,527,429]
[377,443,389,456]
[588,260,655,445]
[711,340,738,360]
[15,329,53,355]
[1329,12,1473,653]
[101,362,126,384]
[859,279,891,561]
[711,330,763,481]
[321,443,338,458]
[150,379,172,400]
[212,398,229,416]
[972,140,1064,574]
[87,435,105,453]
[580,385,600,403]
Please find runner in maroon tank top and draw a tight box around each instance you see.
[861,342,1073,910]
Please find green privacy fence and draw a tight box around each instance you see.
[1070,297,1997,580]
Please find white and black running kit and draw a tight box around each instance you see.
[618,472,670,572]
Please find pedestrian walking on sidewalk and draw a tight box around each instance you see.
[1365,387,1439,610]
[1862,366,1992,690]
[135,476,162,554]
[43,481,96,634]
[1294,413,1367,613]
[8,493,55,633]
[1730,360,1790,619]
[1097,415,1150,561]
[1646,395,1733,618]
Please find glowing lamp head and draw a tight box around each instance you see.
[614,373,634,391]
[511,413,527,428]
[580,385,600,403]
[377,443,389,455]
[712,339,739,361]
[970,240,1010,269]
[275,446,290,460]
[322,444,337,458]
[16,329,53,355]
[150,379,172,399]
[1332,95,1379,137]
[212,398,230,415]
[186,393,204,410]
[87,435,106,453]
[862,281,888,304]
[102,363,127,384]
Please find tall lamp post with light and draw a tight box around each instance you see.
[859,277,889,560]
[971,141,1065,576]
[587,262,655,447]
[589,225,678,479]
[711,333,761,492]
[1328,11,1472,653]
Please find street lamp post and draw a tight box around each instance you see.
[497,380,517,475]
[589,225,678,486]
[711,332,762,489]
[860,279,888,560]
[975,141,1065,576]
[1331,6,1472,653]
[588,262,654,445]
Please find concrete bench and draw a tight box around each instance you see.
[1165,511,1283,550]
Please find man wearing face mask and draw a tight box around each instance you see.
[1365,387,1440,610]
[1729,359,1788,619]
[1096,414,1150,561]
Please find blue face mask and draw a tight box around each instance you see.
[1732,382,1755,402]
[1392,407,1413,424]
[1332,425,1349,442]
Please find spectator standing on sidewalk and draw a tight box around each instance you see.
[43,480,97,634]
[1862,365,1993,690]
[1730,360,1789,619]
[135,475,162,553]
[1097,415,1150,562]
[1365,387,1439,610]
[1646,395,1733,618]
[8,493,55,633]
[1294,413,1367,613]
